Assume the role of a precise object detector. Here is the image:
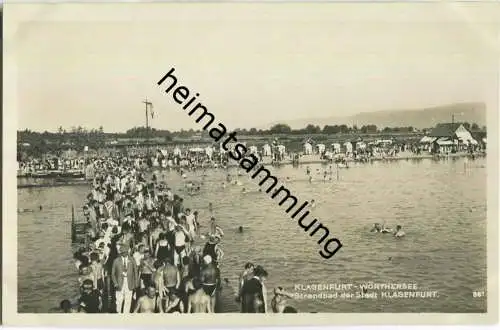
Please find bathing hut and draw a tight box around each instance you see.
[332,143,341,154]
[317,143,326,154]
[262,144,272,156]
[344,141,353,153]
[356,141,367,150]
[303,142,313,155]
[432,138,456,154]
[205,146,214,159]
[173,146,182,156]
[277,144,286,155]
[153,158,160,167]
[249,145,258,154]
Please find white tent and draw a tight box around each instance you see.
[277,145,286,154]
[173,147,182,156]
[304,142,313,155]
[317,143,326,154]
[249,145,258,154]
[189,147,205,153]
[332,143,341,153]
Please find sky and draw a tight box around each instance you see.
[14,3,499,133]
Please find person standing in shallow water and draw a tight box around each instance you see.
[241,265,268,313]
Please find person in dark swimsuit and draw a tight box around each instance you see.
[200,255,219,313]
[241,265,268,313]
[155,233,170,262]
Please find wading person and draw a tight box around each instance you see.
[237,262,254,302]
[271,287,294,313]
[241,265,268,313]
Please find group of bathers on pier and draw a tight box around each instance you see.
[64,157,298,313]
[66,157,230,313]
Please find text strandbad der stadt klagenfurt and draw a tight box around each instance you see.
[157,67,343,260]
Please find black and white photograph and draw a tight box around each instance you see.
[4,2,498,326]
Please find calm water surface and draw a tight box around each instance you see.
[18,157,487,313]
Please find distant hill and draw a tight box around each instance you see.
[266,102,486,129]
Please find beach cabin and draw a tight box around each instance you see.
[219,142,226,153]
[262,144,272,156]
[419,136,436,152]
[332,143,341,154]
[344,141,353,154]
[317,143,326,154]
[375,139,393,147]
[189,147,204,153]
[433,138,456,154]
[303,142,313,155]
[173,146,182,156]
[355,141,367,150]
[152,157,160,167]
[277,145,286,155]
[205,146,214,159]
[428,123,477,152]
[249,145,258,154]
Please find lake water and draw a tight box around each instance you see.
[17,157,487,313]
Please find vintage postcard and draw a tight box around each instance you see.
[3,1,499,326]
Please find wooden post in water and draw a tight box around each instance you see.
[71,205,76,243]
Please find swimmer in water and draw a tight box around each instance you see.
[380,223,392,233]
[241,188,246,194]
[370,223,382,233]
[306,166,311,175]
[310,199,316,208]
[308,175,313,183]
[271,287,294,313]
[393,225,406,238]
[238,226,244,233]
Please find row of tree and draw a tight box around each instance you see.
[17,121,485,158]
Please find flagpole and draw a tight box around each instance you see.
[143,99,151,156]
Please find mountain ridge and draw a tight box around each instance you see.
[265,102,487,130]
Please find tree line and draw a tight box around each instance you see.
[17,122,485,158]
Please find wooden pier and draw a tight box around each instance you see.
[70,205,240,313]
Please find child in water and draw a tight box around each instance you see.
[393,225,406,238]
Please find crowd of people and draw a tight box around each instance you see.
[63,157,298,314]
